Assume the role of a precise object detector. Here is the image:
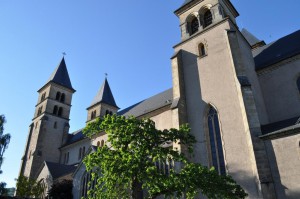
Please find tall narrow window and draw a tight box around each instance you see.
[204,10,213,28]
[78,148,82,160]
[58,107,63,117]
[199,43,206,57]
[82,147,85,158]
[190,17,199,35]
[53,106,58,115]
[54,122,57,129]
[56,92,61,100]
[207,106,226,175]
[60,93,65,103]
[297,77,300,93]
[97,141,100,147]
[101,140,105,147]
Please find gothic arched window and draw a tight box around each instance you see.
[97,141,100,147]
[204,10,213,28]
[101,140,105,147]
[58,107,63,117]
[60,93,65,103]
[190,16,199,35]
[297,77,300,93]
[207,106,226,175]
[56,92,61,101]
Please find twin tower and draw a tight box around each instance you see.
[19,57,118,179]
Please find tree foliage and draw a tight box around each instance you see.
[48,180,73,199]
[83,115,247,199]
[15,175,46,198]
[0,115,11,174]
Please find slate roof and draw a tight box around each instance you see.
[261,116,300,135]
[241,28,264,47]
[118,88,173,117]
[253,30,300,71]
[89,78,118,109]
[47,57,74,91]
[45,161,77,179]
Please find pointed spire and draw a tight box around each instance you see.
[47,57,74,91]
[89,78,118,108]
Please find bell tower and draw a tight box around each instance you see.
[19,57,75,179]
[86,77,119,123]
[171,0,275,198]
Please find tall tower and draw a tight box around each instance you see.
[19,57,75,179]
[171,0,275,198]
[86,77,119,122]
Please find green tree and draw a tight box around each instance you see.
[15,175,46,198]
[0,115,11,174]
[83,115,247,199]
[48,180,73,199]
[0,115,11,196]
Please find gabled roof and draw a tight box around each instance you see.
[47,57,74,91]
[253,30,300,71]
[45,161,76,179]
[88,78,118,109]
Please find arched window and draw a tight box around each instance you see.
[297,77,300,93]
[56,92,61,100]
[204,10,213,28]
[91,110,96,119]
[101,140,105,147]
[53,106,58,115]
[37,106,43,116]
[60,93,65,103]
[207,106,226,175]
[58,107,63,117]
[78,148,82,160]
[105,110,109,115]
[190,16,199,35]
[97,141,100,147]
[199,43,206,57]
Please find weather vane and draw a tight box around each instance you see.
[62,52,66,56]
[105,73,108,78]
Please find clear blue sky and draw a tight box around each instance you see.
[0,0,299,187]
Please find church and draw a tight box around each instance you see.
[18,0,300,198]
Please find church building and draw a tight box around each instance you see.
[19,0,300,198]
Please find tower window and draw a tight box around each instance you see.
[37,106,43,116]
[297,77,300,93]
[56,92,61,101]
[41,92,46,101]
[54,121,57,129]
[97,141,100,147]
[53,106,58,115]
[58,107,63,117]
[204,10,213,28]
[207,106,226,175]
[60,93,65,103]
[101,140,105,147]
[190,17,199,35]
[199,43,206,57]
[91,110,96,119]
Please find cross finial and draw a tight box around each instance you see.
[105,73,108,78]
[62,52,66,56]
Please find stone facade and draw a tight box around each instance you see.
[19,0,300,199]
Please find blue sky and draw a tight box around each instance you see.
[0,0,299,187]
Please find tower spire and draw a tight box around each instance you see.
[47,57,74,91]
[89,78,118,109]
